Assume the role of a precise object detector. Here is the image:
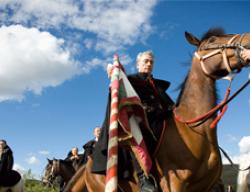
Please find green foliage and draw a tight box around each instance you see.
[22,165,239,191]
[22,169,59,192]
[25,179,58,192]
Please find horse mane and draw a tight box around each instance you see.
[175,71,190,106]
[175,71,219,107]
[61,159,73,166]
[63,164,86,191]
[175,27,225,106]
[200,27,225,41]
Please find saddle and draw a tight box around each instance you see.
[0,170,21,187]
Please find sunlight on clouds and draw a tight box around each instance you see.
[0,0,158,100]
[222,136,250,165]
[26,155,40,165]
[225,134,237,142]
[39,150,50,155]
[0,0,157,54]
[0,25,80,102]
[82,54,132,74]
[222,155,239,164]
[239,136,250,154]
[13,163,26,172]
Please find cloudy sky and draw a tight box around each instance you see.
[0,1,249,178]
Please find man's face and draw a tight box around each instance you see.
[0,141,5,150]
[137,53,154,74]
[94,128,101,138]
[72,148,78,155]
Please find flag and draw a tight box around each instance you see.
[105,55,152,192]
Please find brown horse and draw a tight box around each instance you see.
[64,28,250,192]
[42,159,76,189]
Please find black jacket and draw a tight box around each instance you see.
[0,145,14,175]
[82,139,96,164]
[92,73,174,174]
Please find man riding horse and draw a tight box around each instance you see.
[92,51,174,192]
[0,139,22,188]
[0,140,13,177]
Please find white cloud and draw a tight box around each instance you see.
[239,136,250,154]
[26,155,40,165]
[0,1,158,101]
[38,150,50,155]
[225,134,237,142]
[13,163,26,172]
[222,155,240,165]
[0,25,80,102]
[83,39,94,49]
[0,0,157,53]
[222,136,250,165]
[82,58,108,74]
[82,54,132,74]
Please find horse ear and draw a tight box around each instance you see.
[185,31,200,46]
[47,158,52,164]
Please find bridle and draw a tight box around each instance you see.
[42,163,56,187]
[194,34,249,79]
[174,33,250,128]
[46,160,60,187]
[51,159,60,176]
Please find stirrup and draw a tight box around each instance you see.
[138,173,158,192]
[148,174,158,191]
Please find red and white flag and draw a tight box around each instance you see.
[105,55,152,192]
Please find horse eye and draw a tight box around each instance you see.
[208,36,216,43]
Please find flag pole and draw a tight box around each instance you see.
[105,54,120,192]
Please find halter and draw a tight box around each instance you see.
[42,163,56,187]
[52,159,60,175]
[194,34,248,79]
[174,33,250,128]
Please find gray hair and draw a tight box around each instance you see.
[136,50,154,63]
[0,140,6,145]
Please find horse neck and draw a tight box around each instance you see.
[57,161,75,182]
[177,59,217,132]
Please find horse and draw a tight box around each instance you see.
[237,154,250,192]
[42,158,76,190]
[0,170,24,192]
[64,28,250,192]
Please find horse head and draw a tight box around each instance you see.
[42,158,56,187]
[185,28,250,79]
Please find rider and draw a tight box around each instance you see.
[0,139,14,184]
[0,140,14,175]
[65,147,80,170]
[92,51,174,192]
[81,126,101,164]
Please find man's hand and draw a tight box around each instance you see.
[107,64,113,79]
[240,49,250,61]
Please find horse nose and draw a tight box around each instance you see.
[41,177,48,184]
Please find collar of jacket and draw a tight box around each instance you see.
[129,73,171,91]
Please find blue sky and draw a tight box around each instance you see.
[0,1,250,178]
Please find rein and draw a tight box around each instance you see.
[174,83,231,128]
[219,146,250,172]
[174,70,250,128]
[174,33,250,128]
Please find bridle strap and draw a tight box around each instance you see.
[195,50,221,79]
[194,34,244,79]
